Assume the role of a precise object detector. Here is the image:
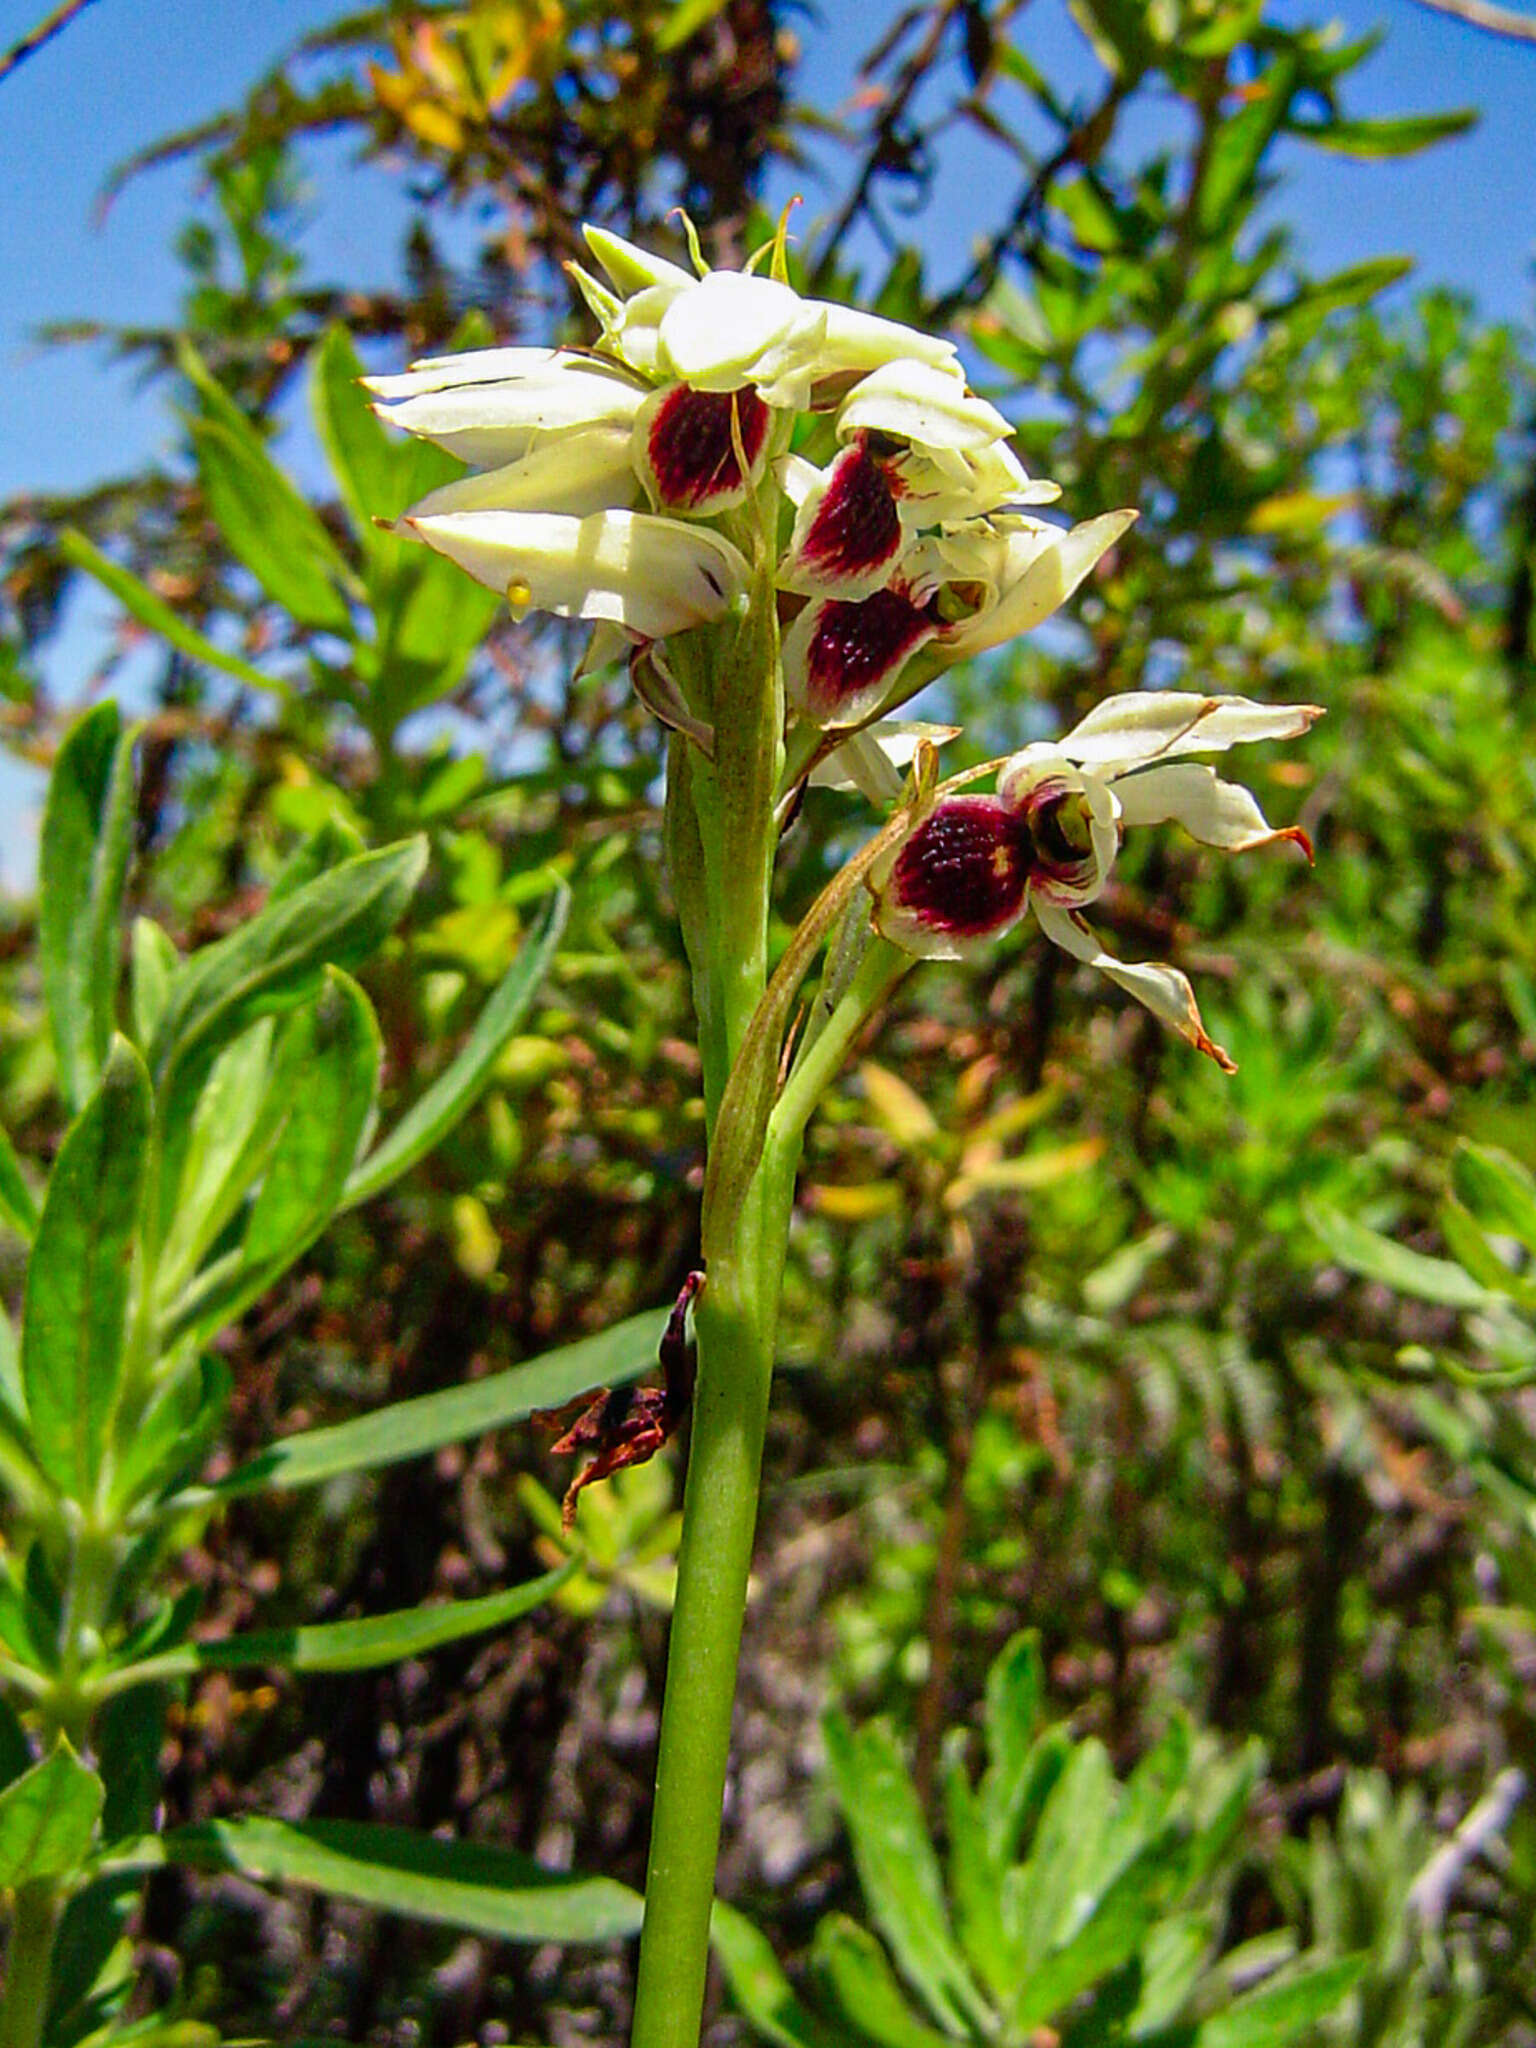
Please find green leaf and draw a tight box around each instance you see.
[1197,55,1299,232]
[344,882,569,1210]
[712,1902,860,2048]
[1298,109,1476,159]
[40,703,137,1113]
[1195,1955,1368,2046]
[312,323,409,544]
[120,1561,578,1682]
[942,1745,1010,1998]
[130,918,180,1050]
[140,1815,643,1943]
[823,1714,990,2036]
[655,0,731,51]
[1450,1140,1536,1257]
[980,1630,1046,1866]
[0,1691,31,1790]
[1303,1200,1490,1310]
[209,1307,664,1496]
[0,1739,103,1884]
[1011,1841,1169,2030]
[189,416,357,635]
[1007,1738,1115,1974]
[155,1021,277,1297]
[0,1123,38,1243]
[813,1916,959,2048]
[20,1039,152,1501]
[58,528,284,699]
[149,837,426,1088]
[109,1354,229,1513]
[162,970,381,1347]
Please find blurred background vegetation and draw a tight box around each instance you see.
[4,0,1536,2040]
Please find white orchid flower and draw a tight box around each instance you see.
[398,507,751,641]
[777,366,1061,602]
[870,693,1322,1067]
[784,509,1136,728]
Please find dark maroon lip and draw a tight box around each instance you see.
[888,796,1032,938]
[646,385,770,509]
[795,443,902,586]
[801,586,937,717]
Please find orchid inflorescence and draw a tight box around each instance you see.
[368,217,1317,1065]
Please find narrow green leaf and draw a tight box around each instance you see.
[942,1746,1010,1998]
[312,323,409,544]
[1195,1955,1368,2046]
[1439,1196,1531,1305]
[1299,108,1476,159]
[21,1039,151,1501]
[1304,1200,1490,1310]
[655,0,730,51]
[156,1021,277,1297]
[712,1902,860,2048]
[1197,54,1299,231]
[210,1307,664,1496]
[0,1740,103,1885]
[40,703,137,1113]
[1008,1739,1114,1973]
[189,415,357,635]
[130,918,180,1050]
[1451,1140,1536,1257]
[150,837,426,1086]
[1130,1911,1219,2036]
[344,882,569,1210]
[824,1715,991,2036]
[813,1917,959,2048]
[980,1630,1045,1866]
[121,1561,577,1682]
[58,529,284,699]
[1010,1841,1169,2029]
[0,1303,21,1423]
[144,1815,643,1943]
[0,1123,38,1242]
[162,971,381,1347]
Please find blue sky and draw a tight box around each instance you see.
[2,0,1534,883]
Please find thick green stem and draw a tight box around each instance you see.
[629,1223,784,2048]
[0,1880,61,2048]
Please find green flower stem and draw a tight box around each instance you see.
[629,1184,790,2048]
[765,940,913,1182]
[0,1878,62,2048]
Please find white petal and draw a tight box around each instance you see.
[1109,762,1311,855]
[1034,901,1235,1071]
[995,754,1120,907]
[400,508,749,640]
[582,224,695,295]
[369,353,645,467]
[1060,692,1324,772]
[838,360,1013,451]
[363,345,568,401]
[658,272,822,393]
[943,510,1136,654]
[810,722,960,803]
[402,424,639,521]
[817,306,961,381]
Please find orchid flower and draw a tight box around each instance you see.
[870,693,1321,1066]
[785,509,1137,728]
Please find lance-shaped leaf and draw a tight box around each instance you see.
[1304,1200,1491,1311]
[1195,1955,1368,2046]
[149,837,426,1088]
[0,1740,104,1886]
[205,1307,664,1498]
[58,529,284,699]
[161,970,382,1349]
[40,702,137,1114]
[21,1038,152,1502]
[344,881,569,1211]
[111,1560,578,1686]
[823,1713,992,2036]
[712,1902,858,2048]
[118,1816,643,1945]
[0,1123,38,1243]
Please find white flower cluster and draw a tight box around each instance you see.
[370,225,1316,1065]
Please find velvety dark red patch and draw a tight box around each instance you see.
[889,797,1031,938]
[803,586,935,712]
[647,385,770,508]
[799,445,902,583]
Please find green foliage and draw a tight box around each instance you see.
[718,1635,1364,2046]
